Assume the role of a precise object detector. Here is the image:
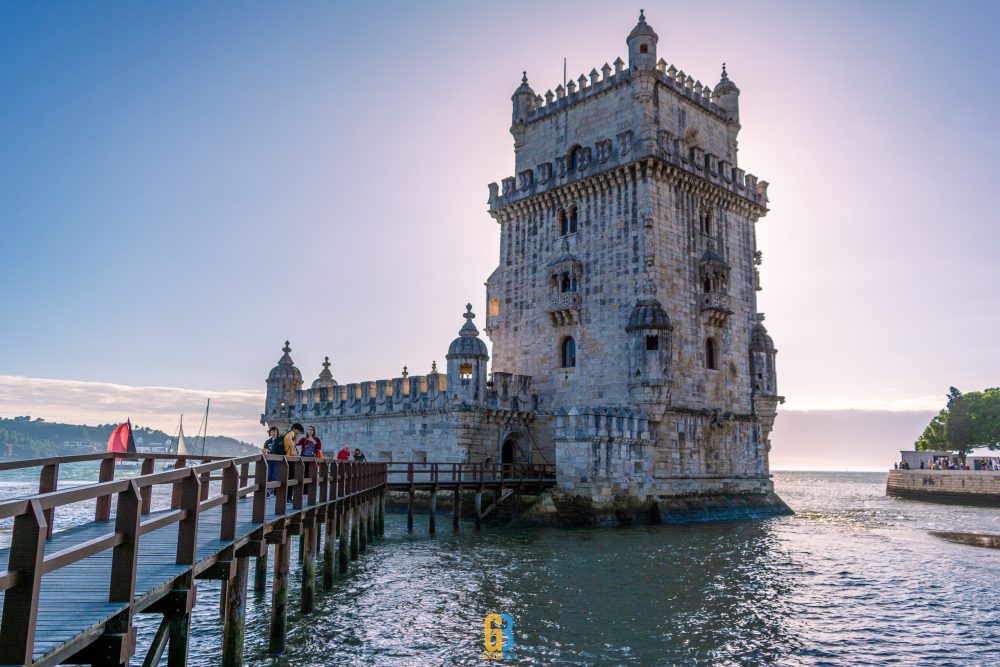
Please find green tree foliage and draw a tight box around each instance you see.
[915,387,1000,455]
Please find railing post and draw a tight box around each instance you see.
[221,462,239,541]
[274,458,289,514]
[293,459,305,510]
[252,456,267,525]
[0,499,47,665]
[170,457,187,509]
[175,472,202,566]
[95,456,116,521]
[38,462,59,538]
[109,480,142,602]
[199,467,211,502]
[139,458,156,515]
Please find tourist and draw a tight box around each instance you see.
[894,462,898,470]
[920,460,925,470]
[263,426,281,496]
[353,447,366,462]
[299,425,322,458]
[336,445,351,461]
[283,423,304,502]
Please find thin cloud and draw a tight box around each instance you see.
[0,375,267,444]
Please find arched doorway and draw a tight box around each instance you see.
[501,433,524,478]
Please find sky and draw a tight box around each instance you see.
[1,1,998,468]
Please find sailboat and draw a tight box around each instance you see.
[163,415,190,470]
[107,419,138,467]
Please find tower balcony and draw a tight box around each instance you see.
[700,292,732,326]
[547,292,580,326]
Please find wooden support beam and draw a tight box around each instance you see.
[38,462,59,538]
[221,556,249,667]
[140,616,170,667]
[94,457,116,521]
[429,490,437,534]
[407,489,414,533]
[475,491,483,530]
[350,503,361,560]
[338,503,349,574]
[378,491,386,536]
[359,502,367,553]
[300,522,315,614]
[109,481,142,603]
[254,545,268,594]
[0,499,47,666]
[167,611,190,667]
[269,536,290,653]
[322,507,335,591]
[220,580,228,621]
[453,488,460,531]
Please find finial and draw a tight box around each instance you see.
[522,71,528,85]
[402,365,408,378]
[282,341,291,354]
[721,63,728,80]
[431,361,438,373]
[639,9,645,22]
[323,356,330,370]
[464,303,475,322]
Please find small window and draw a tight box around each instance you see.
[639,44,648,54]
[646,335,659,351]
[488,297,500,317]
[561,337,577,368]
[560,275,573,293]
[569,206,578,233]
[558,208,569,236]
[702,209,713,235]
[569,146,581,170]
[703,277,712,293]
[705,338,718,370]
[459,363,473,380]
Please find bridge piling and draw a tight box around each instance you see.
[475,491,483,530]
[359,501,368,553]
[338,502,349,574]
[407,490,415,532]
[453,488,460,530]
[350,503,360,560]
[221,556,249,667]
[167,606,190,667]
[429,491,437,534]
[301,519,316,614]
[269,535,290,653]
[368,496,376,541]
[254,547,268,593]
[322,507,336,590]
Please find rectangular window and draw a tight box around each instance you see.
[460,364,473,380]
[645,335,659,351]
[488,298,500,317]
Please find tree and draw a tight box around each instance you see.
[916,387,1000,456]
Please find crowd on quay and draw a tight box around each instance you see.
[895,457,1000,471]
[261,423,367,498]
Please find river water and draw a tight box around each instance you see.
[1,470,998,666]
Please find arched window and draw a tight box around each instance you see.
[558,209,569,236]
[569,206,578,233]
[560,275,572,293]
[702,209,713,236]
[704,337,718,370]
[561,337,577,368]
[703,277,712,293]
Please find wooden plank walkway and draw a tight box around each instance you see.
[2,492,311,664]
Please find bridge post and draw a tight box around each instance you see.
[0,499,46,666]
[368,494,376,541]
[359,499,368,553]
[139,458,155,515]
[254,545,268,593]
[351,500,361,560]
[429,491,437,534]
[269,535,290,653]
[453,488,460,530]
[338,500,349,574]
[323,505,336,590]
[300,516,315,614]
[407,462,414,532]
[221,556,249,667]
[378,489,385,536]
[475,491,483,530]
[94,455,116,521]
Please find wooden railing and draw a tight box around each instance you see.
[385,461,556,487]
[0,453,387,666]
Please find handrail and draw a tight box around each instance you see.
[0,455,389,665]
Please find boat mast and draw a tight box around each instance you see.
[198,399,210,456]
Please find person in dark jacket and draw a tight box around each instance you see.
[353,448,366,462]
[263,426,281,496]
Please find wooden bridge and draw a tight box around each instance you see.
[0,453,555,666]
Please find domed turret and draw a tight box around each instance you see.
[713,63,740,122]
[750,315,778,397]
[627,9,658,71]
[511,71,536,126]
[311,356,338,391]
[446,304,489,404]
[265,341,303,420]
[626,276,673,392]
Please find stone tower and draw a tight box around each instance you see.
[265,341,303,424]
[486,11,786,511]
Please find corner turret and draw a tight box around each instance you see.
[626,276,673,418]
[265,341,303,421]
[627,10,658,71]
[511,71,536,126]
[446,304,489,404]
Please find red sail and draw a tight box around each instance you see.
[106,422,132,459]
